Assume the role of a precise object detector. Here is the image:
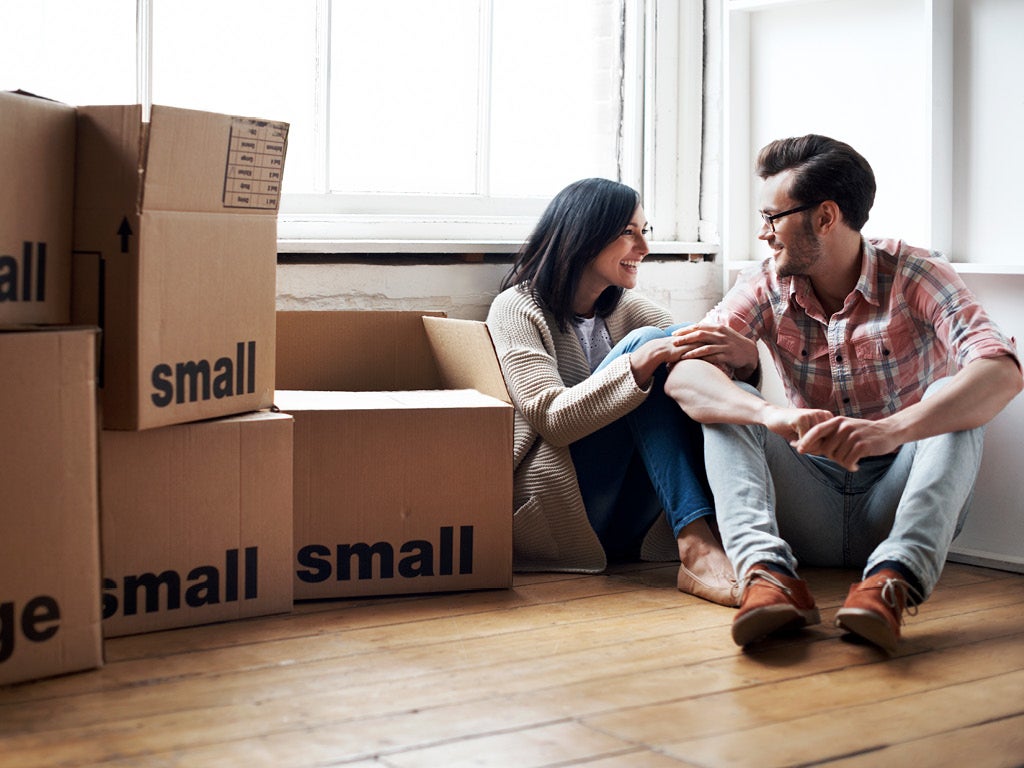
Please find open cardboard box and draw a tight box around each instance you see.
[1,327,103,685]
[275,310,513,599]
[0,91,76,325]
[72,105,288,430]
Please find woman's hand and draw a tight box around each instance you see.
[672,323,759,380]
[628,335,689,387]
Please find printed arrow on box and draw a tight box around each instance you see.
[118,217,133,253]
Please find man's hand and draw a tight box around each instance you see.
[791,356,1022,471]
[673,323,759,380]
[794,416,902,472]
[761,404,834,444]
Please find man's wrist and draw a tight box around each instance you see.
[736,361,761,387]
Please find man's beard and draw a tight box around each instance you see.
[776,218,823,278]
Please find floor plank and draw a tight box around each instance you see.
[814,713,1024,768]
[659,670,1024,767]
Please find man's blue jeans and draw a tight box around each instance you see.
[702,379,983,597]
[570,325,715,560]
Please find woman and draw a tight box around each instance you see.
[486,177,738,606]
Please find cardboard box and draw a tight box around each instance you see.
[1,327,102,685]
[276,309,447,392]
[275,311,514,599]
[72,104,289,430]
[99,410,295,637]
[0,91,76,325]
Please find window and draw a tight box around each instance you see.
[1,0,707,249]
[0,1,136,105]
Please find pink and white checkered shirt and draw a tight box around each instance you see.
[709,238,1020,420]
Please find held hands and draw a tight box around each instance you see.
[792,415,903,472]
[762,403,833,445]
[764,402,902,472]
[672,323,759,380]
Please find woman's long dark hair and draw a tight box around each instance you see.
[500,178,640,332]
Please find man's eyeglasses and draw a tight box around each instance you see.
[759,201,821,232]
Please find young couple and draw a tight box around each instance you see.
[486,136,1021,652]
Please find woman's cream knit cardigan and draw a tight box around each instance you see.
[487,284,681,573]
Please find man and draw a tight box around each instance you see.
[665,134,1022,652]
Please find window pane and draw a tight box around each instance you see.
[151,0,318,194]
[489,0,621,197]
[329,0,480,195]
[0,0,135,105]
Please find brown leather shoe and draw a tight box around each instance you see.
[731,564,820,646]
[677,563,741,607]
[835,569,922,653]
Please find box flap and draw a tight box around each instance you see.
[144,105,288,214]
[276,310,446,391]
[72,105,145,397]
[75,105,144,219]
[422,316,510,404]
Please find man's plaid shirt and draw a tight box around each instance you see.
[710,238,1020,420]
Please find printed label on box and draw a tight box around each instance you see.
[223,118,288,210]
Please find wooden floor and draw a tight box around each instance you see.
[2,562,1023,767]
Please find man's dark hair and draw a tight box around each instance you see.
[756,134,876,231]
[500,177,640,331]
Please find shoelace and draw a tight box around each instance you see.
[880,577,924,623]
[741,568,792,597]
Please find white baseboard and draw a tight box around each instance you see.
[947,546,1024,575]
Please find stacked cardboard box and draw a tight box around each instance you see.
[0,327,103,685]
[99,412,294,638]
[72,105,285,431]
[1,92,296,685]
[1,92,102,685]
[69,104,296,639]
[275,311,515,600]
[2,91,517,685]
[0,92,75,326]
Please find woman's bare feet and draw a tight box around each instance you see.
[676,517,739,607]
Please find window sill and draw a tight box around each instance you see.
[277,238,719,258]
[951,263,1024,275]
[725,258,1024,277]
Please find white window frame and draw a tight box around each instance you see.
[133,0,710,253]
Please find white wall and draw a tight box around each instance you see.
[946,271,1024,570]
[745,0,931,253]
[276,258,723,323]
[726,0,1024,267]
[952,0,1024,263]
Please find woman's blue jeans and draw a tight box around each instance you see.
[569,325,715,560]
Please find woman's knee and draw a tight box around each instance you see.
[621,325,671,347]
